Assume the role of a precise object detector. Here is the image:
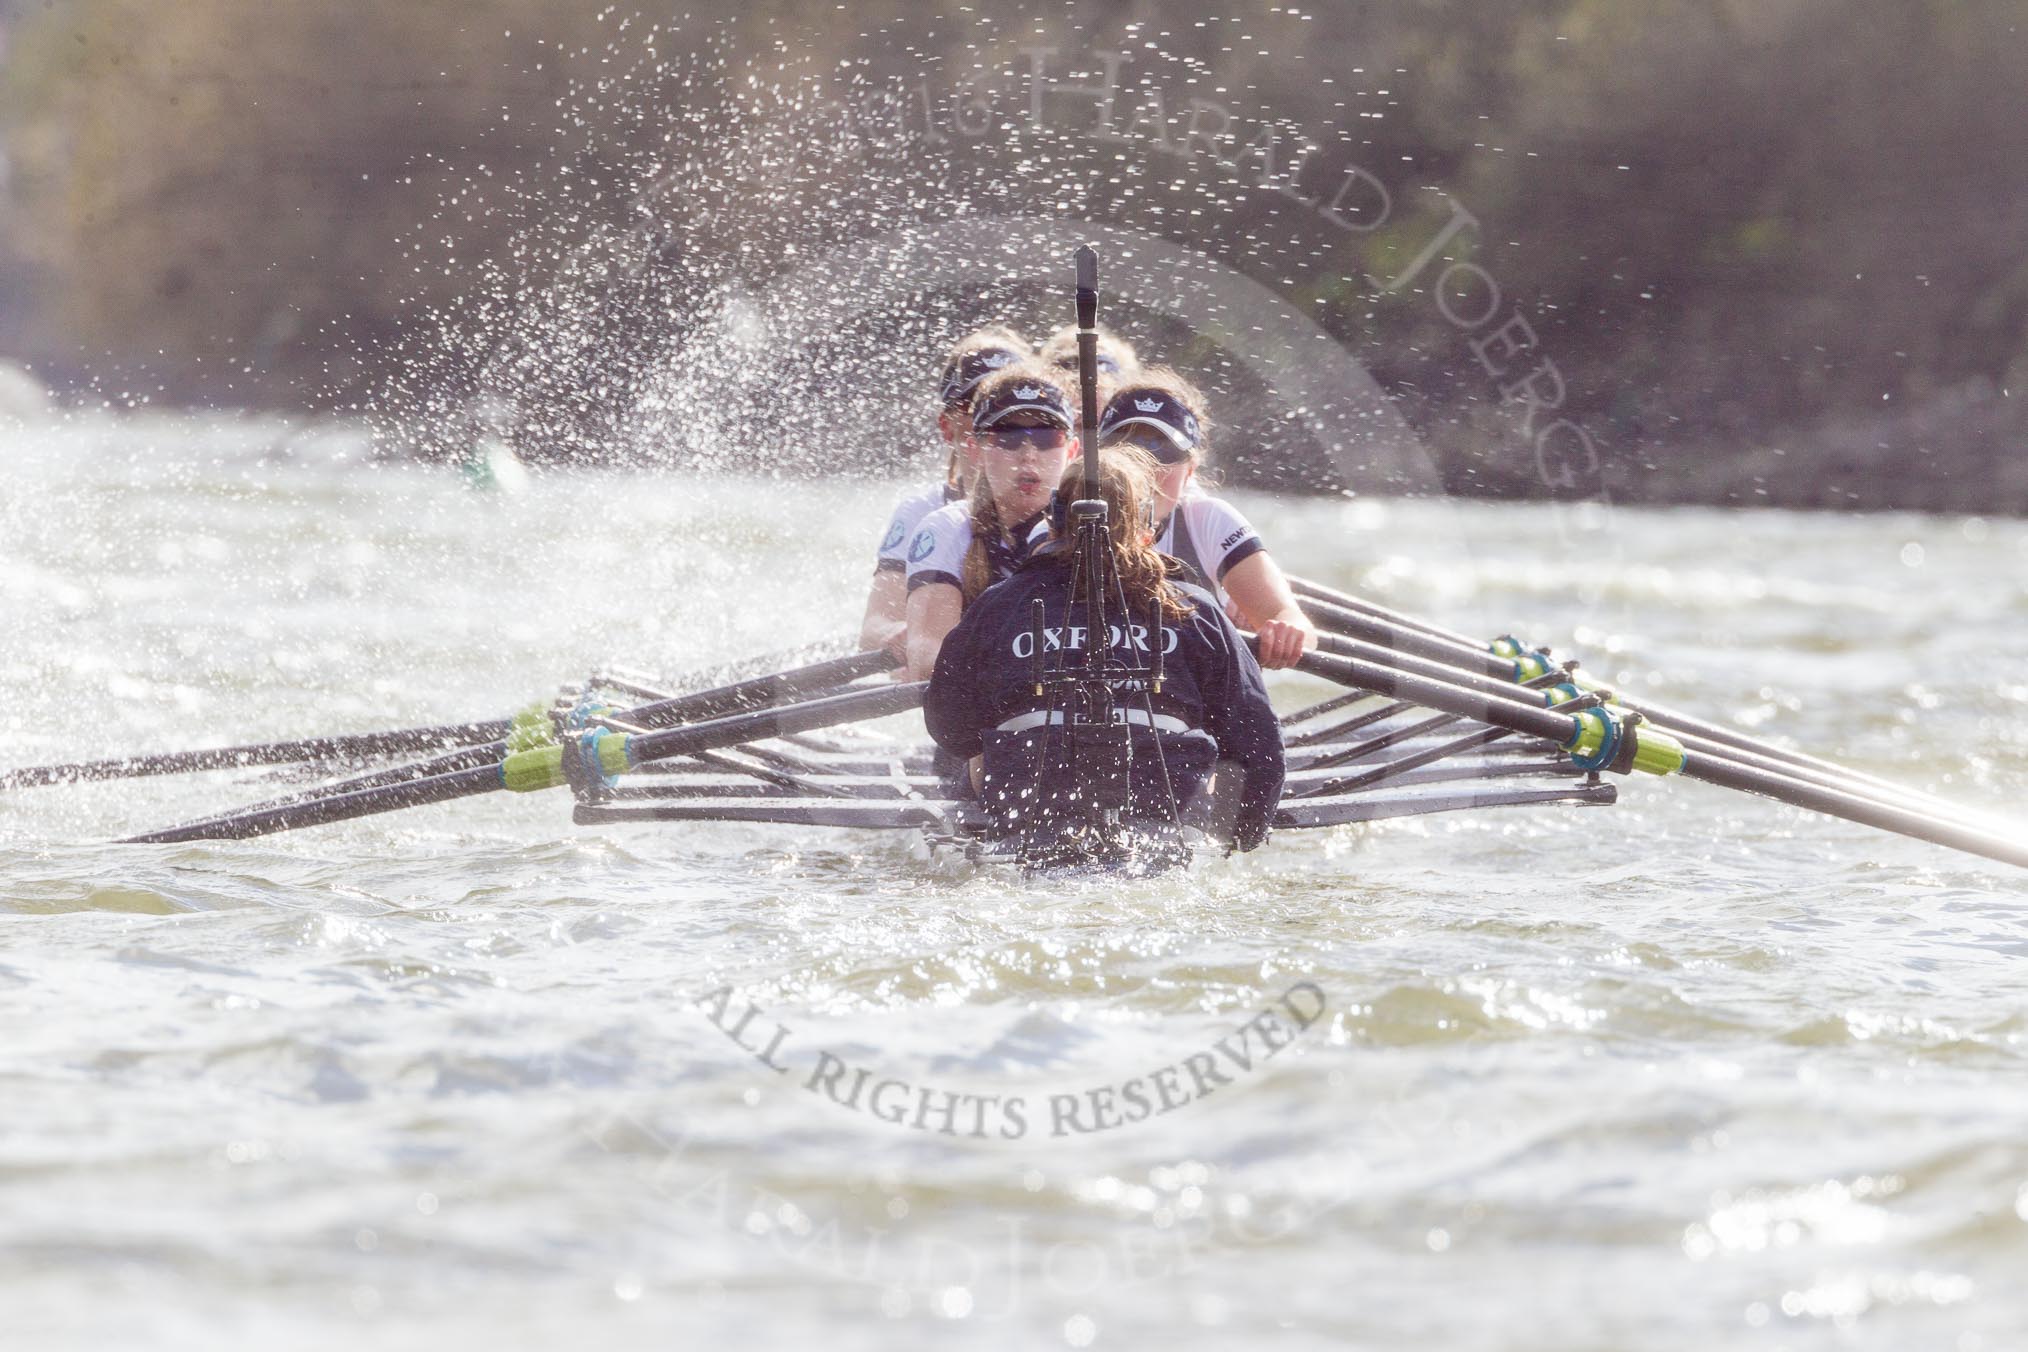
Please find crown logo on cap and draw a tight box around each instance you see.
[1015,385,1041,399]
[1133,397,1164,414]
[983,352,1012,368]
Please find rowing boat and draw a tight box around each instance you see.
[9,247,2023,872]
[564,677,1618,865]
[6,568,2022,874]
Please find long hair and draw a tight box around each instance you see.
[960,471,1008,605]
[1043,447,1193,621]
[959,362,1072,604]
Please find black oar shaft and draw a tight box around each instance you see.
[1680,752,2028,870]
[122,682,926,845]
[1310,629,1981,823]
[1288,647,2028,871]
[1302,596,1513,677]
[1312,631,1535,705]
[1592,688,1936,807]
[1288,574,1478,648]
[22,650,892,805]
[226,741,516,815]
[123,761,506,844]
[179,653,903,824]
[626,650,899,729]
[629,683,926,765]
[1,720,511,791]
[1291,650,1576,743]
[1294,572,1955,810]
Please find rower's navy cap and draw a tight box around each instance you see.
[939,346,1023,410]
[973,377,1074,431]
[1098,387,1202,451]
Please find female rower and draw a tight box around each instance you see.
[859,326,1031,657]
[902,362,1085,681]
[1097,368,1318,670]
[922,446,1286,853]
[1037,323,1139,382]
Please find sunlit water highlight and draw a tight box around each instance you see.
[4,417,2027,1350]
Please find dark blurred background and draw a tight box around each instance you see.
[2,0,2025,510]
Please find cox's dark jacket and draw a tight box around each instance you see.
[923,553,1286,849]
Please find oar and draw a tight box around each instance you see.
[622,649,898,730]
[1278,688,1384,729]
[139,649,901,836]
[1292,578,1967,814]
[121,682,927,844]
[1306,628,1982,823]
[1289,724,1519,799]
[3,642,876,796]
[1272,642,2028,871]
[1287,574,1477,648]
[590,635,859,701]
[1299,593,1521,677]
[0,720,512,791]
[1285,697,1419,748]
[223,651,897,814]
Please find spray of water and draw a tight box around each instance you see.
[360,7,1432,501]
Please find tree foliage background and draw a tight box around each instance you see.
[2,0,2025,509]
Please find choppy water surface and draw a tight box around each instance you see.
[4,415,2027,1351]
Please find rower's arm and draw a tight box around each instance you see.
[859,569,909,659]
[1219,551,1318,670]
[920,610,986,761]
[904,582,964,683]
[1199,613,1287,851]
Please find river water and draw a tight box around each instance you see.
[4,414,2027,1351]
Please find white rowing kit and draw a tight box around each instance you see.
[904,500,1047,593]
[874,481,965,573]
[905,484,1265,600]
[1151,486,1265,598]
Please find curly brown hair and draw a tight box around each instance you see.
[1041,447,1193,621]
[959,362,1074,604]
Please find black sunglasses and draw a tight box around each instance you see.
[1102,424,1194,466]
[981,424,1071,453]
